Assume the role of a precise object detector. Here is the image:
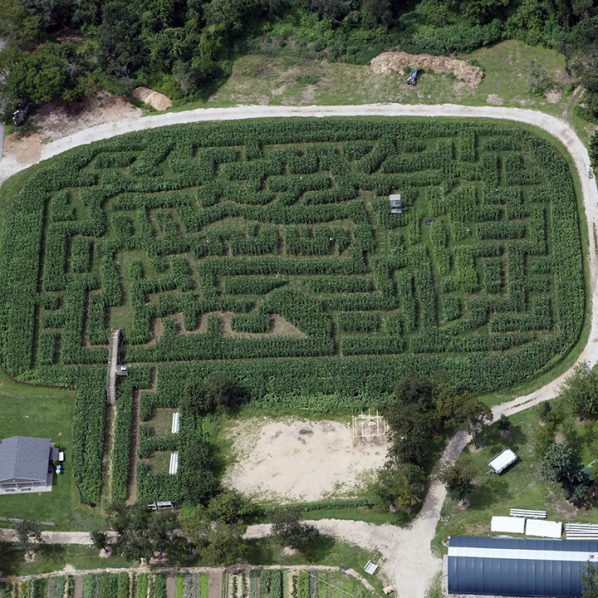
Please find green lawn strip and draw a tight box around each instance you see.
[0,366,104,530]
[198,572,209,598]
[175,574,184,598]
[244,539,386,596]
[432,403,598,555]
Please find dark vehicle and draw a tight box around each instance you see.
[406,69,419,86]
[12,104,31,127]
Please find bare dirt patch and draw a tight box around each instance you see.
[371,51,483,86]
[4,132,43,163]
[132,87,172,111]
[545,89,562,104]
[486,94,504,105]
[223,418,388,502]
[3,92,141,166]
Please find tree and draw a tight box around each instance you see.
[179,505,212,550]
[497,414,511,437]
[182,376,246,417]
[0,0,41,49]
[4,45,69,104]
[107,503,189,564]
[205,375,247,414]
[372,464,427,513]
[98,0,144,78]
[438,459,475,503]
[582,563,598,597]
[271,507,320,552]
[384,373,440,467]
[15,520,44,559]
[207,490,254,524]
[534,420,557,459]
[200,521,247,565]
[179,436,219,504]
[179,505,247,565]
[442,392,492,448]
[361,0,394,29]
[541,443,584,492]
[560,363,598,420]
[590,130,598,172]
[90,529,110,551]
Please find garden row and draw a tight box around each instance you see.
[0,572,209,598]
[221,569,372,598]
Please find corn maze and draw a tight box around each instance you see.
[0,118,585,503]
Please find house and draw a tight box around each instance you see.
[0,436,58,494]
[448,535,598,597]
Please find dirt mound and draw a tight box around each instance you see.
[371,51,483,86]
[132,87,172,111]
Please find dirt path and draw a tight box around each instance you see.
[0,104,596,598]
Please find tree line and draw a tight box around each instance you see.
[0,0,596,118]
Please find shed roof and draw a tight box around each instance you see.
[448,536,598,597]
[0,436,52,483]
[526,519,563,538]
[489,448,518,473]
[491,516,525,534]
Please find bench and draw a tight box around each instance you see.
[510,508,546,519]
[565,523,598,539]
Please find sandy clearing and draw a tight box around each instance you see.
[223,418,387,502]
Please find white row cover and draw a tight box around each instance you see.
[526,519,562,539]
[491,516,526,534]
[171,411,180,434]
[169,452,179,475]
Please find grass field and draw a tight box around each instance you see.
[433,402,598,555]
[173,41,567,110]
[170,40,593,141]
[0,368,104,530]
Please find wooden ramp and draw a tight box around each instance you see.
[106,329,120,405]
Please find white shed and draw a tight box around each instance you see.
[491,516,526,534]
[489,449,518,474]
[525,519,563,539]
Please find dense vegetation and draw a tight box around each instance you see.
[0,117,584,503]
[0,0,596,119]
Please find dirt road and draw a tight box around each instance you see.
[0,104,596,597]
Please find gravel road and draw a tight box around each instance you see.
[0,104,596,597]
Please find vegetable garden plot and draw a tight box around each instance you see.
[0,118,585,501]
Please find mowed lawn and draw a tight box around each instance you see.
[433,404,598,554]
[0,369,104,530]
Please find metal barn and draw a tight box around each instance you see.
[448,536,598,597]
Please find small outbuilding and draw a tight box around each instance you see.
[448,535,598,597]
[388,194,404,214]
[488,448,518,474]
[490,516,525,534]
[0,436,57,494]
[525,519,563,539]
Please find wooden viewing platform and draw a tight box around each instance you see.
[106,329,120,405]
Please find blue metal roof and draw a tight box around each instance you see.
[448,536,598,597]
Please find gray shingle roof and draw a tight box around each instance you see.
[0,436,52,483]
